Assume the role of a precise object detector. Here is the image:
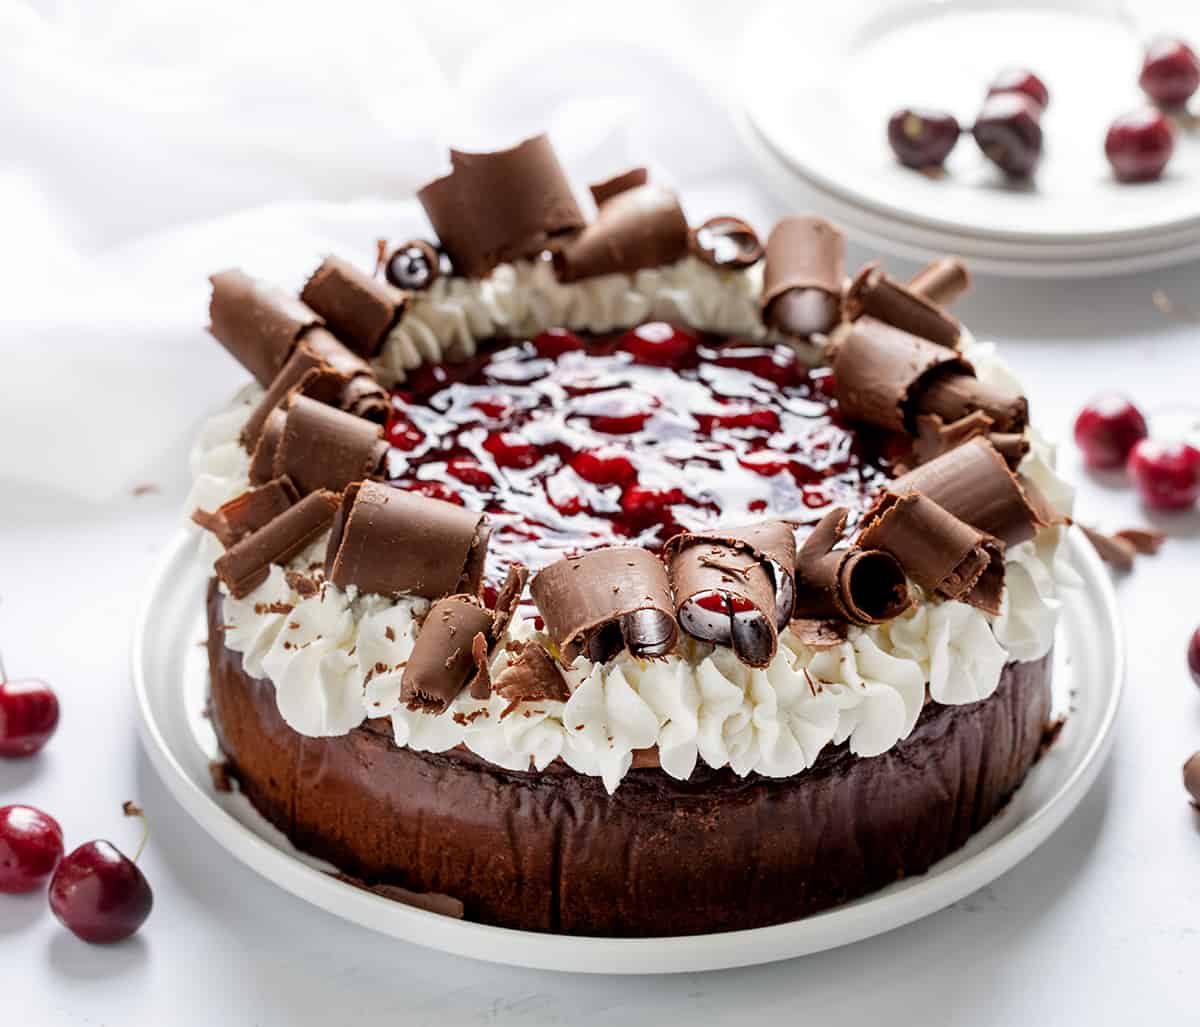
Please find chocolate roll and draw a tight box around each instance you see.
[400,595,495,714]
[688,216,763,270]
[665,521,797,668]
[553,183,690,283]
[192,477,299,548]
[214,490,340,598]
[792,509,912,624]
[323,481,489,600]
[530,547,678,664]
[249,409,287,485]
[845,262,961,348]
[417,135,585,278]
[208,270,323,386]
[894,437,1044,546]
[241,344,349,449]
[761,216,845,338]
[589,166,649,208]
[908,257,971,306]
[272,395,388,496]
[915,370,1029,435]
[300,328,390,424]
[300,256,407,359]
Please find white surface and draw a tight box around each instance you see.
[133,532,1120,973]
[1,0,1199,1023]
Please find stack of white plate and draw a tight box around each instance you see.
[738,0,1200,277]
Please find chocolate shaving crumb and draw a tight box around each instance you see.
[1112,527,1166,555]
[131,483,159,497]
[1080,524,1136,572]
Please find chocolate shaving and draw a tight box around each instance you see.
[589,166,649,207]
[530,546,677,664]
[917,368,1029,434]
[789,617,848,651]
[273,395,387,496]
[301,328,390,423]
[989,432,1030,469]
[762,216,845,338]
[846,262,961,348]
[214,490,339,598]
[493,641,570,710]
[553,183,689,283]
[400,594,493,713]
[300,255,407,358]
[240,342,350,448]
[1079,524,1136,572]
[191,477,299,548]
[907,257,971,306]
[792,509,913,623]
[208,269,321,386]
[324,481,489,599]
[688,215,764,270]
[468,564,529,700]
[894,437,1043,546]
[665,521,797,668]
[858,492,1004,613]
[417,134,585,278]
[1113,527,1166,555]
[249,408,287,485]
[908,411,994,469]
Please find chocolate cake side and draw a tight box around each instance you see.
[207,581,1053,937]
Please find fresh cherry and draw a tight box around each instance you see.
[1127,438,1200,510]
[1073,395,1149,469]
[1105,108,1175,183]
[1188,626,1200,688]
[0,805,63,893]
[886,108,961,169]
[973,93,1043,177]
[986,68,1050,110]
[0,664,59,758]
[571,447,637,486]
[1139,38,1200,108]
[621,322,698,367]
[482,432,539,470]
[49,803,153,945]
[532,329,584,360]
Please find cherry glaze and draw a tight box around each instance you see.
[385,323,892,592]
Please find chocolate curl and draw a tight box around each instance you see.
[761,216,845,338]
[831,318,970,433]
[192,477,299,548]
[792,509,912,624]
[665,521,797,669]
[300,256,407,358]
[1079,524,1136,572]
[589,166,648,207]
[301,328,390,423]
[324,481,489,599]
[789,617,847,651]
[917,369,1028,434]
[400,595,494,714]
[417,134,585,278]
[990,433,1031,469]
[688,216,764,270]
[273,395,388,496]
[530,546,678,664]
[241,344,349,449]
[858,492,1004,614]
[249,409,287,485]
[493,642,571,715]
[214,490,340,598]
[208,269,321,386]
[553,184,689,283]
[908,257,971,306]
[468,564,530,700]
[894,437,1044,546]
[845,262,961,348]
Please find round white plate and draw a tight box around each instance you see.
[133,528,1121,974]
[740,0,1200,246]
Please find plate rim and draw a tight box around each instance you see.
[132,528,1123,974]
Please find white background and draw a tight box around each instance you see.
[1,1,1198,1023]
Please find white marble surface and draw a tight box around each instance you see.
[1,1,1198,1023]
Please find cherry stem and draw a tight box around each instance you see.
[122,801,149,863]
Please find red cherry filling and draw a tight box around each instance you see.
[1127,438,1200,510]
[1073,395,1148,469]
[697,407,781,434]
[621,322,698,367]
[447,456,494,489]
[693,591,757,615]
[483,432,539,469]
[572,447,637,486]
[533,328,584,359]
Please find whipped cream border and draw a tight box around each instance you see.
[188,266,1077,794]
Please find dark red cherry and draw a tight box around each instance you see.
[590,409,651,435]
[482,432,539,470]
[973,93,1043,177]
[887,108,961,168]
[986,68,1050,110]
[1139,38,1200,107]
[620,485,685,524]
[1188,626,1200,688]
[1127,438,1200,510]
[1073,395,1148,469]
[571,447,638,486]
[446,456,494,489]
[49,805,153,945]
[532,328,584,360]
[621,322,698,367]
[0,805,63,893]
[0,676,59,758]
[1105,108,1175,183]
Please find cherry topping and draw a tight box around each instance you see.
[1073,395,1149,469]
[697,408,781,434]
[0,664,59,759]
[739,449,790,477]
[1139,38,1200,107]
[973,93,1043,177]
[986,68,1050,110]
[1188,626,1200,688]
[1105,108,1175,183]
[621,322,698,367]
[620,486,686,524]
[0,805,64,894]
[446,456,494,489]
[711,345,799,387]
[533,328,584,360]
[1127,438,1200,510]
[385,416,423,451]
[49,803,153,945]
[887,108,961,169]
[385,240,439,291]
[571,447,637,486]
[473,397,512,419]
[590,409,651,435]
[482,432,539,469]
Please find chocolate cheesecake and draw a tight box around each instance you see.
[188,134,1072,936]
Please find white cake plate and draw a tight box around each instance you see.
[133,528,1121,974]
